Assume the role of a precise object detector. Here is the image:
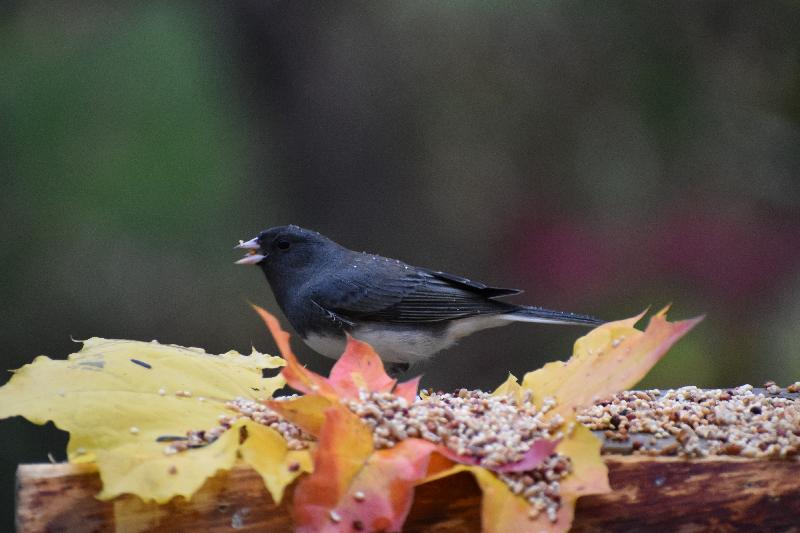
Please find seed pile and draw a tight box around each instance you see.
[577,383,800,458]
[346,389,562,467]
[345,389,570,519]
[160,381,800,522]
[162,397,314,455]
[227,397,315,450]
[161,388,571,520]
[499,454,572,522]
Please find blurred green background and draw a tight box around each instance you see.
[2,1,800,528]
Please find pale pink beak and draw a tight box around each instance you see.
[235,237,266,265]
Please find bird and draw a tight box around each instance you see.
[236,225,603,374]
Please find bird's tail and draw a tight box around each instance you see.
[503,305,604,327]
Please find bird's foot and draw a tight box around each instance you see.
[385,361,411,378]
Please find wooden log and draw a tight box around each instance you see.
[16,457,800,532]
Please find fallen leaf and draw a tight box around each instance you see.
[550,424,610,527]
[464,310,699,531]
[238,420,313,503]
[329,335,396,397]
[253,304,419,404]
[521,310,702,417]
[251,304,334,396]
[292,405,437,532]
[493,438,561,473]
[394,375,421,403]
[424,426,608,533]
[424,464,533,533]
[434,436,557,473]
[0,338,304,503]
[492,372,524,403]
[267,394,333,436]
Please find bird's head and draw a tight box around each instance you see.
[235,225,338,281]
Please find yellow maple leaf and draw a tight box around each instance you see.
[238,420,313,503]
[521,309,703,417]
[551,424,609,527]
[478,310,700,531]
[492,373,523,399]
[0,337,310,503]
[426,422,608,533]
[427,429,603,532]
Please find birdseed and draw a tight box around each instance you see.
[345,389,560,468]
[577,383,800,458]
[162,381,800,523]
[344,389,569,518]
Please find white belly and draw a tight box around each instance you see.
[303,315,511,364]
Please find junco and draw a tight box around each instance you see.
[236,225,603,373]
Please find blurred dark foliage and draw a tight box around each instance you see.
[2,1,799,528]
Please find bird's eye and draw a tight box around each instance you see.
[276,240,290,251]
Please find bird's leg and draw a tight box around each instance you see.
[384,361,410,378]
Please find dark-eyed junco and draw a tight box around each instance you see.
[236,225,603,373]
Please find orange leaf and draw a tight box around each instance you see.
[253,305,420,401]
[266,395,333,436]
[292,405,437,532]
[328,335,396,398]
[424,449,458,479]
[522,310,702,417]
[393,375,421,403]
[251,304,335,396]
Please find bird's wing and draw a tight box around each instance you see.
[420,268,523,298]
[310,259,518,323]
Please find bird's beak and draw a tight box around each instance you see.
[235,237,266,265]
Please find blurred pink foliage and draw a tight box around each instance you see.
[510,205,800,304]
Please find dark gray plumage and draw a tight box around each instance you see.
[236,225,603,371]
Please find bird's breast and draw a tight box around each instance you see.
[302,315,511,364]
[303,326,442,364]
